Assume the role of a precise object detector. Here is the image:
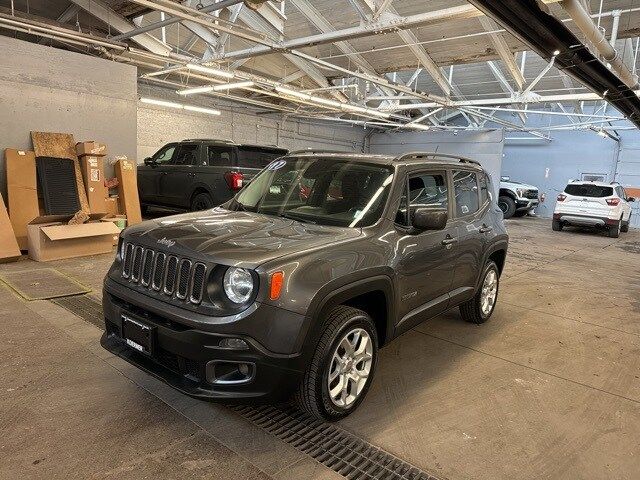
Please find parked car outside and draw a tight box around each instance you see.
[138,139,288,212]
[499,176,540,218]
[102,151,509,420]
[553,180,635,237]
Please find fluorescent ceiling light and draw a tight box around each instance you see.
[184,105,221,115]
[276,85,312,101]
[140,98,183,109]
[212,81,255,91]
[140,97,221,116]
[186,63,234,79]
[177,86,215,95]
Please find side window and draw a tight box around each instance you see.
[237,147,281,169]
[479,173,490,205]
[207,146,233,166]
[171,144,199,166]
[152,144,176,164]
[453,170,479,217]
[395,172,448,226]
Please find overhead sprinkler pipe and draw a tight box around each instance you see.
[560,0,639,89]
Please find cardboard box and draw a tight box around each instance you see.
[105,196,120,216]
[27,214,120,262]
[5,149,39,250]
[101,215,127,246]
[114,159,142,225]
[76,141,107,157]
[0,193,21,263]
[80,156,107,214]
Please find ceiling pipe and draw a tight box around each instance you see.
[560,0,639,89]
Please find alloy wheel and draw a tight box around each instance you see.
[480,269,498,316]
[327,328,373,408]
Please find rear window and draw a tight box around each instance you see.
[564,184,613,198]
[237,147,286,169]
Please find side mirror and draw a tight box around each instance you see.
[628,197,636,202]
[412,208,448,231]
[144,157,154,166]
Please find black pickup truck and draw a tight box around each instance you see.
[138,139,288,211]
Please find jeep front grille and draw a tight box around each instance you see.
[122,243,207,305]
[524,189,539,199]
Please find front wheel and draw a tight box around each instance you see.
[552,219,563,231]
[608,218,622,238]
[460,261,500,325]
[498,196,517,219]
[621,215,631,233]
[295,306,378,421]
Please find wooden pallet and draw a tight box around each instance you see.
[31,131,89,213]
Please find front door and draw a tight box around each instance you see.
[394,170,457,333]
[158,143,200,208]
[138,143,177,204]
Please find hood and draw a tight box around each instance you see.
[501,180,538,190]
[124,207,362,268]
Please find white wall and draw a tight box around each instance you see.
[0,36,138,197]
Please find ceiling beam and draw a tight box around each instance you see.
[68,0,172,55]
[478,16,525,89]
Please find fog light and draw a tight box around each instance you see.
[238,363,250,376]
[218,337,249,350]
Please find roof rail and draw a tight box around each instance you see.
[287,149,352,156]
[182,138,236,144]
[394,151,482,166]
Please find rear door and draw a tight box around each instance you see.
[157,143,200,208]
[449,169,485,303]
[138,143,177,204]
[617,186,632,221]
[204,144,236,205]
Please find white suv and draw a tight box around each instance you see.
[553,181,635,237]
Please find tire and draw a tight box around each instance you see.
[513,210,528,217]
[608,218,622,238]
[621,215,630,233]
[190,192,214,212]
[498,196,517,219]
[552,219,563,231]
[460,261,500,325]
[295,306,378,421]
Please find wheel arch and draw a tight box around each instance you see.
[499,188,517,200]
[303,275,395,353]
[189,184,214,204]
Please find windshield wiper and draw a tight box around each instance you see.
[280,211,317,224]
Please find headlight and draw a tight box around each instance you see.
[223,267,254,303]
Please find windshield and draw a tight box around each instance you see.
[565,184,613,198]
[229,157,394,227]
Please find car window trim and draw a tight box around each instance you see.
[395,168,452,229]
[451,167,482,219]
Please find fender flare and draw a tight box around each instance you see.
[476,239,509,291]
[499,188,517,200]
[294,273,396,357]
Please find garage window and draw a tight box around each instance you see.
[453,170,479,216]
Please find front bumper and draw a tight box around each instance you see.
[101,281,306,402]
[516,199,539,210]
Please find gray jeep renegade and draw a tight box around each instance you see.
[101,151,508,420]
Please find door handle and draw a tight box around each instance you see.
[479,225,493,233]
[187,172,196,177]
[161,171,168,175]
[442,237,458,246]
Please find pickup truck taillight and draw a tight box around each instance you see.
[606,198,621,206]
[557,194,567,202]
[224,171,244,190]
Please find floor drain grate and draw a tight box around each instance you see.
[52,295,439,480]
[51,294,105,329]
[232,404,439,480]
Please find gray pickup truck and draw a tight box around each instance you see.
[138,139,288,212]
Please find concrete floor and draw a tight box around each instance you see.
[1,217,639,480]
